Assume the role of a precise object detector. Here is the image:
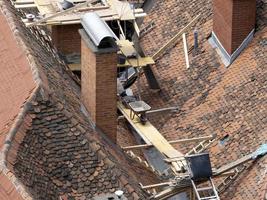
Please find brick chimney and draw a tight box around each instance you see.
[212,0,256,65]
[51,24,82,56]
[79,13,118,143]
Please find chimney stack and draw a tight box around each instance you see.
[212,0,256,65]
[79,13,118,143]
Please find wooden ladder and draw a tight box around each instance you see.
[187,138,216,155]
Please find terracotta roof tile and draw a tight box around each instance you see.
[0,171,24,200]
[0,10,36,134]
[138,0,267,199]
[0,0,160,199]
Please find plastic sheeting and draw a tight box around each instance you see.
[252,144,267,159]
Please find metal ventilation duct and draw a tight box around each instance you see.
[81,12,118,47]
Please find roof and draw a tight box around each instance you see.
[0,171,25,200]
[0,0,160,199]
[137,0,267,199]
[0,10,36,134]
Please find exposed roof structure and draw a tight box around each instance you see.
[137,0,267,199]
[0,0,266,199]
[0,0,159,199]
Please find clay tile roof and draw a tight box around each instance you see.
[138,0,267,199]
[0,170,24,200]
[0,9,36,135]
[0,0,160,199]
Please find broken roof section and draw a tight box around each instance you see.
[16,0,146,26]
[0,0,160,199]
[137,0,267,199]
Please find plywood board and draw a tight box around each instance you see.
[108,0,135,20]
[117,57,155,68]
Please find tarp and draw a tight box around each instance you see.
[252,144,267,159]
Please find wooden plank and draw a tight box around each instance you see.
[213,153,253,175]
[15,3,36,8]
[117,57,155,68]
[153,186,189,200]
[182,33,190,69]
[44,7,116,22]
[152,14,200,60]
[140,181,172,189]
[34,0,57,15]
[133,20,140,37]
[122,135,214,150]
[108,0,135,20]
[117,39,135,57]
[77,5,109,12]
[14,0,34,4]
[68,63,81,71]
[118,102,184,172]
[27,0,98,27]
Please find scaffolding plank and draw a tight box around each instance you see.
[117,102,183,159]
[15,3,37,8]
[117,57,155,68]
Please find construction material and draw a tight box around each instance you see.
[151,185,190,200]
[140,182,172,189]
[117,20,126,39]
[15,3,36,8]
[122,135,214,150]
[214,144,267,176]
[27,0,98,27]
[117,40,155,67]
[182,33,190,68]
[24,0,147,26]
[118,101,185,172]
[152,14,200,60]
[117,57,155,68]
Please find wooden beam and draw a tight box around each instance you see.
[118,102,185,172]
[122,135,214,150]
[140,182,172,189]
[213,153,253,176]
[152,14,200,60]
[117,20,126,40]
[27,0,98,27]
[133,20,140,37]
[182,33,190,69]
[77,5,109,12]
[14,0,34,4]
[152,186,189,200]
[15,3,36,8]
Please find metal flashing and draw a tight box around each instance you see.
[81,12,118,47]
[211,29,255,67]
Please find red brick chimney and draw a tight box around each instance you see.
[51,24,82,56]
[79,13,118,143]
[212,0,256,65]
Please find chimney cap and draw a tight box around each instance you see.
[81,12,118,47]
